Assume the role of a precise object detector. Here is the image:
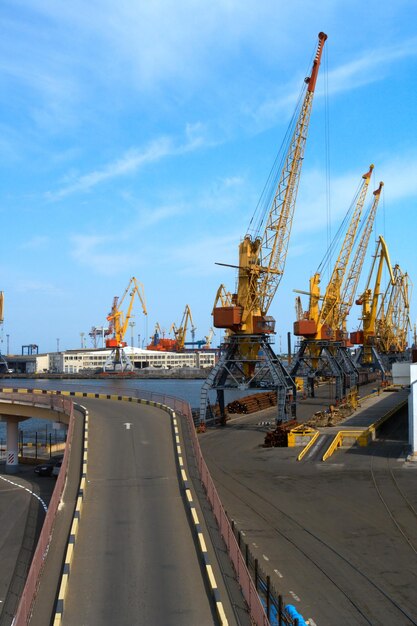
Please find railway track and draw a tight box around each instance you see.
[207,459,417,625]
[370,450,417,556]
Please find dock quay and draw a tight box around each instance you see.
[296,386,409,461]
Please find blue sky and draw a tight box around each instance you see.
[1,1,417,354]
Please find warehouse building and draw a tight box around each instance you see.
[5,347,215,374]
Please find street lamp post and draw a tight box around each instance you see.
[129,321,135,348]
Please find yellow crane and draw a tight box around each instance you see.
[375,265,411,357]
[291,168,381,401]
[337,182,383,337]
[105,277,147,370]
[201,32,327,423]
[294,165,374,342]
[172,304,196,351]
[351,236,395,370]
[214,32,327,341]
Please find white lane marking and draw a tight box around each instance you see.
[274,569,283,578]
[262,554,269,561]
[124,423,132,430]
[241,531,246,536]
[307,618,318,626]
[0,475,48,512]
[289,590,301,602]
[252,542,258,548]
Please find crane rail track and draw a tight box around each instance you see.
[207,459,417,626]
[370,450,417,556]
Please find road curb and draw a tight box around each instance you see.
[170,410,229,626]
[53,406,88,626]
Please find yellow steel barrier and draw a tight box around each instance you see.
[288,424,318,447]
[297,430,320,461]
[322,430,368,461]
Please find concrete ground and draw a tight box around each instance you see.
[199,388,417,625]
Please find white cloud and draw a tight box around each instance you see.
[20,235,50,250]
[46,137,174,200]
[70,234,132,275]
[326,38,417,96]
[15,280,63,295]
[250,36,417,131]
[46,124,214,200]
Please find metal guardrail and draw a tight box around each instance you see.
[0,390,72,414]
[7,394,76,626]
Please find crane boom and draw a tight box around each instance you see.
[293,165,374,341]
[337,181,383,331]
[214,31,327,335]
[254,35,326,314]
[318,165,374,330]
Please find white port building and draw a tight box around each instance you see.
[6,347,216,374]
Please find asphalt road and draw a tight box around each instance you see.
[62,399,221,626]
[0,460,58,626]
[200,397,417,625]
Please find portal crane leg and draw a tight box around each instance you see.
[321,347,344,401]
[291,340,345,403]
[354,346,387,379]
[199,334,296,424]
[104,348,133,372]
[335,347,359,391]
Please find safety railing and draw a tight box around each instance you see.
[322,430,367,461]
[0,390,72,414]
[9,394,76,626]
[172,402,269,626]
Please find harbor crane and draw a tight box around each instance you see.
[204,327,215,349]
[376,267,411,358]
[351,237,411,371]
[291,169,382,400]
[89,325,111,349]
[172,304,196,351]
[200,32,327,424]
[104,277,147,371]
[150,322,164,347]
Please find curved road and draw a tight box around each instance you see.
[62,399,218,626]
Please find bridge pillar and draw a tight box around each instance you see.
[5,417,19,474]
[408,363,417,461]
